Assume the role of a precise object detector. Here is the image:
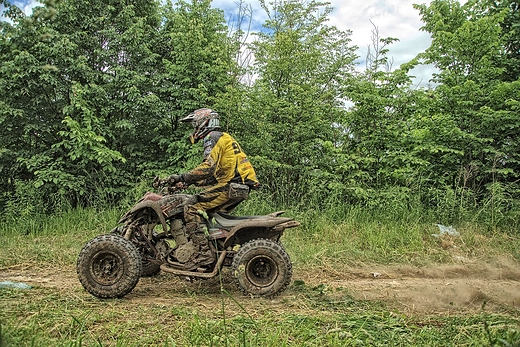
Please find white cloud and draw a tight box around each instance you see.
[213,0,470,86]
[327,0,431,71]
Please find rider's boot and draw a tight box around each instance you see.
[183,222,215,271]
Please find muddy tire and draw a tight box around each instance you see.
[77,234,142,299]
[141,261,161,277]
[111,226,161,278]
[232,238,292,297]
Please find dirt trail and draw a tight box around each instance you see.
[1,258,519,315]
[294,259,520,314]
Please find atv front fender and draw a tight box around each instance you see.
[118,200,169,233]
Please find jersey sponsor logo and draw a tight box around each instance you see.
[232,141,242,155]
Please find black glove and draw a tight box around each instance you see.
[167,174,183,185]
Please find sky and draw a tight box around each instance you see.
[212,0,467,87]
[3,0,467,86]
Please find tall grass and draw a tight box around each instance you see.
[235,190,520,267]
[2,188,518,269]
[0,208,120,268]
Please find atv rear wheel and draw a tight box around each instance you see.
[77,234,142,299]
[232,239,292,297]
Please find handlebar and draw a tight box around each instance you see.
[153,176,188,195]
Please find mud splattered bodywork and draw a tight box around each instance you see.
[77,185,300,299]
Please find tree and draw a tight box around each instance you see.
[0,0,245,213]
[414,0,520,220]
[160,0,238,170]
[0,0,169,208]
[340,20,437,207]
[238,0,357,204]
[469,0,520,82]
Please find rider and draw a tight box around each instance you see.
[161,108,260,270]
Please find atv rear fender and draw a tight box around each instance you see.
[223,218,300,248]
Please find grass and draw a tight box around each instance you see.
[0,203,519,346]
[1,279,519,346]
[2,203,516,269]
[0,208,121,267]
[280,205,520,268]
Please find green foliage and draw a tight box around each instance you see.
[161,0,233,113]
[469,0,520,81]
[1,0,520,227]
[160,0,238,169]
[341,23,432,209]
[411,0,520,220]
[235,0,357,205]
[0,0,237,211]
[1,0,165,208]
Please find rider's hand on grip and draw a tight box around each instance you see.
[168,174,183,185]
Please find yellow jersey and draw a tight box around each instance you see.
[182,132,259,187]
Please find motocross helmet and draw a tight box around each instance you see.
[180,108,220,144]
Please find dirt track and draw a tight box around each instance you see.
[2,257,519,315]
[299,260,520,314]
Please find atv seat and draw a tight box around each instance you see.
[211,211,288,228]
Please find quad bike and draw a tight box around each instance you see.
[76,180,300,299]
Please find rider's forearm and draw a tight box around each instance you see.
[181,161,215,184]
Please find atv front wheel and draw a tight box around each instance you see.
[77,234,142,298]
[232,239,292,297]
[111,226,162,277]
[141,260,161,277]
